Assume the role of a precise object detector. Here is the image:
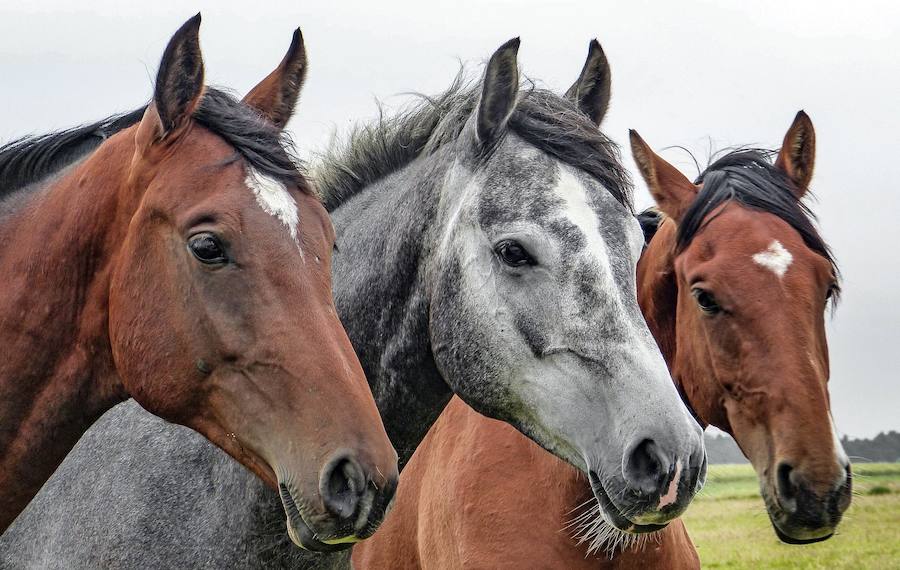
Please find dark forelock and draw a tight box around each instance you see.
[314,72,633,212]
[677,149,840,300]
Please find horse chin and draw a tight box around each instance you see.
[762,488,837,545]
[772,523,833,545]
[279,482,357,552]
[588,472,669,534]
[765,503,836,545]
[284,518,356,552]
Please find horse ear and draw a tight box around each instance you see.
[564,39,611,126]
[137,14,204,146]
[242,28,308,130]
[775,110,815,198]
[476,38,520,145]
[629,130,699,224]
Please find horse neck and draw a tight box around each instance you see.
[0,133,134,529]
[328,158,454,469]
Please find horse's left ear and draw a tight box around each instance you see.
[630,130,699,224]
[242,28,308,130]
[775,110,816,198]
[476,37,520,145]
[564,39,611,126]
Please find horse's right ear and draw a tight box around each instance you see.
[137,14,205,147]
[243,28,308,130]
[564,39,611,126]
[476,38,520,145]
[775,110,815,198]
[629,130,699,224]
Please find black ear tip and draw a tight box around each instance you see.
[583,38,609,70]
[288,27,305,54]
[499,37,521,53]
[791,110,814,133]
[172,13,202,41]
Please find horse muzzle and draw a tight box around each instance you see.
[765,462,851,544]
[278,452,399,551]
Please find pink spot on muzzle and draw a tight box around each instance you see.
[657,461,681,509]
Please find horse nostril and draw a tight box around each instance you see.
[320,455,365,521]
[776,461,799,514]
[624,438,669,496]
[833,463,853,514]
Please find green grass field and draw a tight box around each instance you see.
[683,463,900,569]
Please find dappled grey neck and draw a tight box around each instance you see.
[326,147,456,468]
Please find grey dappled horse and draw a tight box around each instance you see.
[0,40,705,569]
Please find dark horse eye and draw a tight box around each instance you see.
[495,240,535,267]
[691,287,721,315]
[188,233,228,265]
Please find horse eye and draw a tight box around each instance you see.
[494,240,535,267]
[188,233,228,265]
[691,287,721,315]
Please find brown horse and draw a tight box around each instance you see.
[353,396,699,569]
[0,16,398,547]
[353,101,850,567]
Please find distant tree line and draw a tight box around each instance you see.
[840,431,900,463]
[705,431,900,464]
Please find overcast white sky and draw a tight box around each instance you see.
[1,1,897,437]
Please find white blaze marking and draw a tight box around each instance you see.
[245,168,301,252]
[752,240,793,277]
[831,414,849,466]
[554,166,611,274]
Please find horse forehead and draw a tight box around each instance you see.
[477,146,558,211]
[165,127,303,246]
[244,167,301,247]
[478,149,623,229]
[551,167,609,251]
[700,207,818,278]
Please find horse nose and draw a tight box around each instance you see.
[623,438,672,496]
[320,452,398,530]
[775,460,851,520]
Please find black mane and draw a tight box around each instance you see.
[315,73,632,212]
[0,87,309,198]
[678,149,840,298]
[0,109,145,196]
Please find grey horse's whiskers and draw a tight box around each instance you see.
[563,456,663,558]
[563,496,660,559]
